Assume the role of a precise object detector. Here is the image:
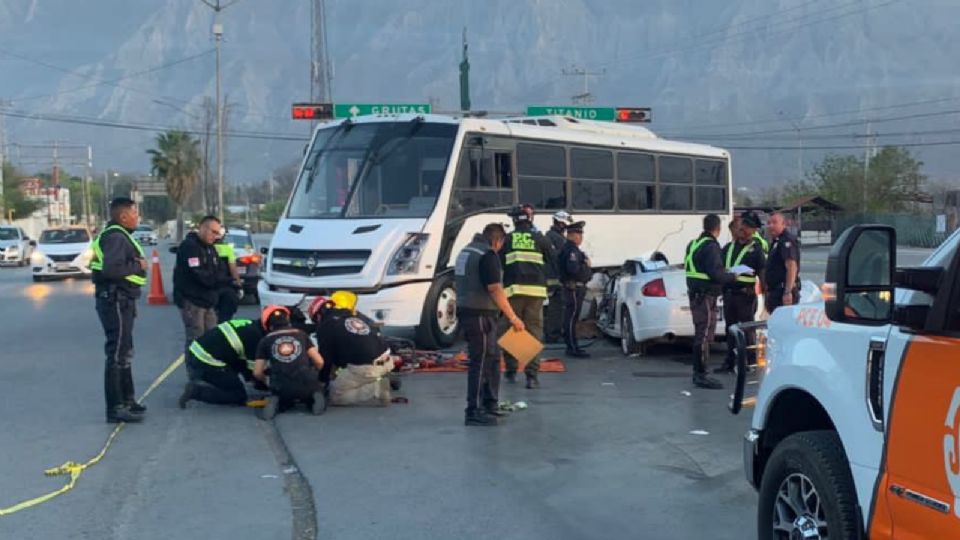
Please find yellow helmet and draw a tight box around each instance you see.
[329,290,358,312]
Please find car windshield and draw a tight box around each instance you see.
[287,121,457,219]
[40,229,90,244]
[0,229,18,241]
[224,233,252,247]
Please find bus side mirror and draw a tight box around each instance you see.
[824,225,896,325]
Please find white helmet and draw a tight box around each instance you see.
[553,211,573,224]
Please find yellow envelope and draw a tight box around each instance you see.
[497,328,544,370]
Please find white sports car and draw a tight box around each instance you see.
[595,255,821,356]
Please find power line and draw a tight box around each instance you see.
[724,139,960,150]
[12,49,216,102]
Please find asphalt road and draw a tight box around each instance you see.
[0,244,759,540]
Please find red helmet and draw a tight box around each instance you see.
[261,305,291,331]
[307,296,334,323]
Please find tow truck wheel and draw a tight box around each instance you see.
[758,431,862,540]
[415,273,458,350]
[620,310,641,356]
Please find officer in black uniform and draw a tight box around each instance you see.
[763,212,801,313]
[715,212,766,374]
[91,197,148,423]
[543,211,572,343]
[178,318,265,408]
[454,223,524,426]
[684,214,739,389]
[558,221,592,358]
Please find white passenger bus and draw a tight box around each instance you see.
[259,113,733,348]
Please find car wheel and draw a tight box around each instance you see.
[620,309,641,356]
[758,431,862,540]
[32,275,43,282]
[415,273,458,350]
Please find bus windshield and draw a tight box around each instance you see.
[288,121,458,219]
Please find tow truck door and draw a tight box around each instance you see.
[869,249,960,538]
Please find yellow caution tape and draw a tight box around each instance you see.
[0,354,184,518]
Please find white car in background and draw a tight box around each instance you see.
[0,226,35,267]
[31,227,94,281]
[596,255,821,356]
[132,225,158,246]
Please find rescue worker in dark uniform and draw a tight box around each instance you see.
[254,306,326,419]
[455,223,524,426]
[543,210,572,343]
[715,212,766,374]
[763,212,801,313]
[308,291,392,386]
[177,318,265,408]
[500,204,553,388]
[558,221,592,358]
[91,197,148,423]
[174,216,233,358]
[684,214,741,389]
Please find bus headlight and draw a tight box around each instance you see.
[387,233,429,275]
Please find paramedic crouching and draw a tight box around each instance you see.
[455,223,524,427]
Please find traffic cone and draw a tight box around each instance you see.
[147,249,168,305]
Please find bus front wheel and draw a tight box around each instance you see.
[416,274,459,350]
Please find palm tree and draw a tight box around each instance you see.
[147,130,201,242]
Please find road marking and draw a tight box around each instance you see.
[0,355,184,517]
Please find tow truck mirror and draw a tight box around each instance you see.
[824,225,896,325]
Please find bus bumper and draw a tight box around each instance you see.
[257,279,431,330]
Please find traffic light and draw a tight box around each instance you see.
[615,107,652,123]
[291,103,333,120]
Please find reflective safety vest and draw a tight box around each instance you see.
[502,230,547,298]
[189,320,254,369]
[725,241,758,284]
[684,237,712,281]
[215,242,236,264]
[90,225,147,286]
[753,232,769,254]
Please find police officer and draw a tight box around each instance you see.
[174,215,233,357]
[763,212,801,313]
[178,318,265,408]
[715,212,766,374]
[455,223,524,426]
[214,229,242,323]
[500,204,553,388]
[685,214,740,389]
[558,221,592,358]
[91,197,148,423]
[543,210,572,343]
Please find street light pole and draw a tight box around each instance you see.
[214,22,224,223]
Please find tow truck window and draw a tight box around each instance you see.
[518,143,567,210]
[287,122,457,219]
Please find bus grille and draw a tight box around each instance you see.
[270,248,370,278]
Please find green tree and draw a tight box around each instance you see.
[1,161,43,220]
[147,130,201,241]
[807,147,926,213]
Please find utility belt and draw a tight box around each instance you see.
[95,283,136,302]
[688,288,719,302]
[723,287,757,297]
[562,281,586,290]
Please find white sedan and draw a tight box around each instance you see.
[0,225,34,266]
[596,256,821,356]
[132,225,158,246]
[31,227,95,281]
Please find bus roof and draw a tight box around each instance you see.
[313,113,729,160]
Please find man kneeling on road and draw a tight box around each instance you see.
[308,291,396,407]
[455,223,525,427]
[178,318,265,408]
[254,305,326,419]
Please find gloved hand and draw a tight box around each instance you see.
[237,289,245,300]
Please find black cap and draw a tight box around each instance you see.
[566,221,585,234]
[508,204,534,222]
[741,211,762,229]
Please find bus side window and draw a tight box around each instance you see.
[451,148,515,217]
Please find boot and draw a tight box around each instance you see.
[525,373,540,389]
[105,367,143,423]
[464,411,498,426]
[566,349,590,358]
[693,373,724,390]
[121,367,146,413]
[178,382,197,409]
[311,391,327,415]
[504,371,517,384]
[259,395,279,420]
[713,363,735,375]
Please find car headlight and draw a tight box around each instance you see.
[7,245,19,253]
[387,233,429,275]
[31,251,46,264]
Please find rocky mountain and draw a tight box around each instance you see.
[1,0,958,191]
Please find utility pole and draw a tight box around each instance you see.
[200,0,240,222]
[0,100,7,221]
[861,122,877,214]
[459,27,471,112]
[311,0,333,103]
[562,66,605,105]
[85,145,94,226]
